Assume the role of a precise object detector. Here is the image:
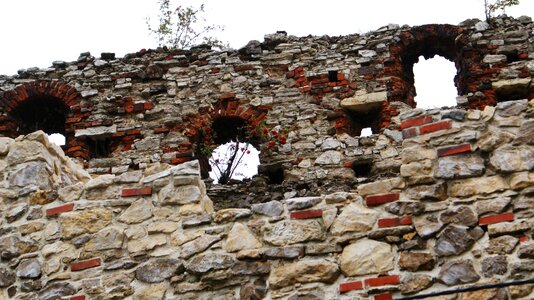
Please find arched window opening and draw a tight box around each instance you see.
[10,95,68,143]
[207,116,261,184]
[413,55,458,109]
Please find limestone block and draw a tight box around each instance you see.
[225,223,261,252]
[263,220,325,246]
[74,125,117,137]
[59,208,112,239]
[435,154,485,179]
[269,259,339,289]
[448,176,509,197]
[357,177,405,197]
[330,203,378,235]
[490,145,534,173]
[492,78,531,94]
[340,91,387,113]
[340,239,394,276]
[118,198,154,224]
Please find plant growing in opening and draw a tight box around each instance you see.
[189,117,287,184]
[147,0,227,49]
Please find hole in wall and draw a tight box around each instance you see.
[10,95,68,136]
[328,70,339,82]
[48,133,66,146]
[413,55,457,109]
[352,158,373,177]
[360,127,373,137]
[504,50,520,63]
[86,137,112,158]
[260,162,285,184]
[344,108,381,137]
[211,116,248,145]
[208,142,260,184]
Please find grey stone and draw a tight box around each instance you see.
[477,130,515,152]
[518,243,534,259]
[135,258,183,283]
[38,282,76,300]
[9,161,51,190]
[314,150,342,165]
[286,196,322,211]
[0,267,16,287]
[438,260,480,286]
[184,253,235,273]
[475,197,511,215]
[435,226,475,256]
[251,201,283,216]
[16,258,41,279]
[481,256,507,276]
[180,235,221,259]
[6,203,28,223]
[386,201,425,216]
[440,206,478,227]
[496,99,528,117]
[263,246,304,259]
[75,125,116,137]
[400,274,433,295]
[515,119,534,144]
[435,154,485,179]
[490,145,534,173]
[406,182,447,201]
[263,220,325,246]
[414,215,443,238]
[399,252,435,271]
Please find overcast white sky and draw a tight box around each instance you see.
[0,0,532,107]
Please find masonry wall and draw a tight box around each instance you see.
[0,15,533,300]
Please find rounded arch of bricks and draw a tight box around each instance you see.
[0,80,82,145]
[179,93,271,174]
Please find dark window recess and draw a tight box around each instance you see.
[211,116,248,144]
[86,137,112,158]
[328,70,339,82]
[346,108,381,137]
[260,163,284,184]
[505,50,520,63]
[10,95,68,135]
[352,159,373,177]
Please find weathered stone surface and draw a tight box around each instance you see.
[401,146,437,164]
[509,284,534,299]
[84,226,125,252]
[214,208,252,223]
[401,159,433,177]
[477,130,515,152]
[85,174,115,190]
[225,223,261,252]
[184,252,235,273]
[400,274,433,295]
[413,215,443,238]
[515,119,534,144]
[285,197,322,211]
[340,91,387,112]
[460,288,508,300]
[9,161,51,190]
[135,258,183,283]
[510,172,534,189]
[492,77,531,94]
[263,246,304,259]
[251,200,283,216]
[357,177,404,196]
[240,279,267,300]
[435,225,475,256]
[517,243,534,258]
[269,259,339,289]
[147,221,179,234]
[118,198,154,224]
[0,267,16,287]
[16,258,41,279]
[314,150,341,165]
[439,206,478,227]
[160,184,201,205]
[435,154,485,179]
[488,220,531,236]
[340,239,394,276]
[127,234,167,253]
[438,260,480,286]
[490,145,534,172]
[475,197,511,215]
[448,176,509,197]
[481,255,507,276]
[6,203,28,223]
[59,208,112,239]
[486,235,519,254]
[38,282,76,300]
[405,182,447,201]
[180,234,221,258]
[399,252,435,271]
[385,201,425,216]
[133,283,167,300]
[330,203,378,235]
[263,220,325,246]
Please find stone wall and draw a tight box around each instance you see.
[0,14,533,300]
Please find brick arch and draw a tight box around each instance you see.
[179,93,271,176]
[385,24,471,108]
[0,80,86,158]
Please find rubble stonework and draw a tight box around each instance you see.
[0,15,533,300]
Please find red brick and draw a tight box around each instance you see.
[153,127,170,134]
[519,235,529,243]
[365,193,400,206]
[290,209,323,219]
[70,296,86,300]
[71,258,101,271]
[402,127,418,139]
[378,215,412,228]
[121,187,152,197]
[437,144,472,157]
[339,281,363,293]
[419,120,452,135]
[479,212,514,225]
[46,203,75,217]
[374,293,393,300]
[364,275,400,288]
[170,157,192,165]
[400,116,433,129]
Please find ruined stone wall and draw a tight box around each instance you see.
[0,14,533,300]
